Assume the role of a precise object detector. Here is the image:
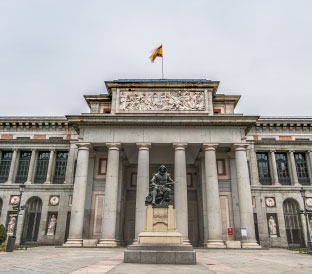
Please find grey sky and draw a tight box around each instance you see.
[1,0,311,116]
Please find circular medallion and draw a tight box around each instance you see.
[265,197,275,207]
[10,196,20,205]
[306,198,312,207]
[49,196,60,206]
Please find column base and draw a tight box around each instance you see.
[183,239,192,245]
[63,238,83,247]
[205,240,226,248]
[241,241,261,248]
[97,239,120,247]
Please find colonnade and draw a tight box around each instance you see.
[64,142,259,248]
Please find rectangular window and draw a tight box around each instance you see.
[294,153,310,185]
[53,151,68,184]
[0,152,13,183]
[217,159,226,176]
[275,152,291,185]
[15,151,31,184]
[34,151,50,184]
[256,152,272,185]
[98,158,107,175]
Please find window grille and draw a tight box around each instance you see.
[275,153,291,185]
[0,152,13,183]
[34,151,50,184]
[256,152,272,185]
[53,151,68,184]
[15,151,31,184]
[294,153,310,185]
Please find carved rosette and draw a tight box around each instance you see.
[118,91,206,112]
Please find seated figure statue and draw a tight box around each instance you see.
[145,165,175,207]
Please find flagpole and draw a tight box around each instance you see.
[162,44,164,79]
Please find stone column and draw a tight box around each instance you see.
[98,143,121,247]
[44,150,55,184]
[134,143,151,240]
[234,144,260,248]
[173,142,189,243]
[203,144,225,248]
[63,143,91,247]
[199,153,208,243]
[269,150,280,185]
[249,144,260,185]
[25,149,37,185]
[289,151,299,186]
[5,149,18,184]
[65,143,77,184]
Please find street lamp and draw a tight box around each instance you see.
[299,187,312,253]
[6,184,26,252]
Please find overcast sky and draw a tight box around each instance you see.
[1,0,311,117]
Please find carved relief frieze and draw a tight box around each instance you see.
[119,90,206,112]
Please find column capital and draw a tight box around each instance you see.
[203,143,218,151]
[233,143,249,151]
[269,149,276,153]
[106,142,121,150]
[136,142,151,150]
[76,143,91,150]
[12,148,19,152]
[288,150,295,153]
[173,142,188,150]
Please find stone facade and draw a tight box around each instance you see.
[0,79,311,248]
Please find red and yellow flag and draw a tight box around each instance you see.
[149,45,163,63]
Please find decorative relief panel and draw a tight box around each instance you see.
[119,91,206,112]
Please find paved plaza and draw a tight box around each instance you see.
[0,247,311,274]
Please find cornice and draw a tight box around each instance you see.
[66,114,259,133]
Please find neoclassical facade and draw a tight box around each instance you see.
[0,79,311,248]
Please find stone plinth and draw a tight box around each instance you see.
[138,205,183,245]
[124,244,196,264]
[124,205,196,264]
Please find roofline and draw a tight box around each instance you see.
[105,79,220,96]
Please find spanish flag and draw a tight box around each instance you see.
[149,45,163,63]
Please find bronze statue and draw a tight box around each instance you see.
[145,165,175,207]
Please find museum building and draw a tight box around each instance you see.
[0,79,311,248]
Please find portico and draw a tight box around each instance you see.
[63,79,260,248]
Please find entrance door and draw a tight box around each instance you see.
[22,197,42,243]
[283,199,304,248]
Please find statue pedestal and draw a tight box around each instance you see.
[138,205,183,245]
[124,205,196,264]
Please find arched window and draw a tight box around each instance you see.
[22,197,42,243]
[283,198,304,247]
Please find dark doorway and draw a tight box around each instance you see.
[283,199,304,248]
[22,197,42,243]
[64,212,71,242]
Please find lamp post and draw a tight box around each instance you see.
[6,184,26,252]
[299,187,312,253]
